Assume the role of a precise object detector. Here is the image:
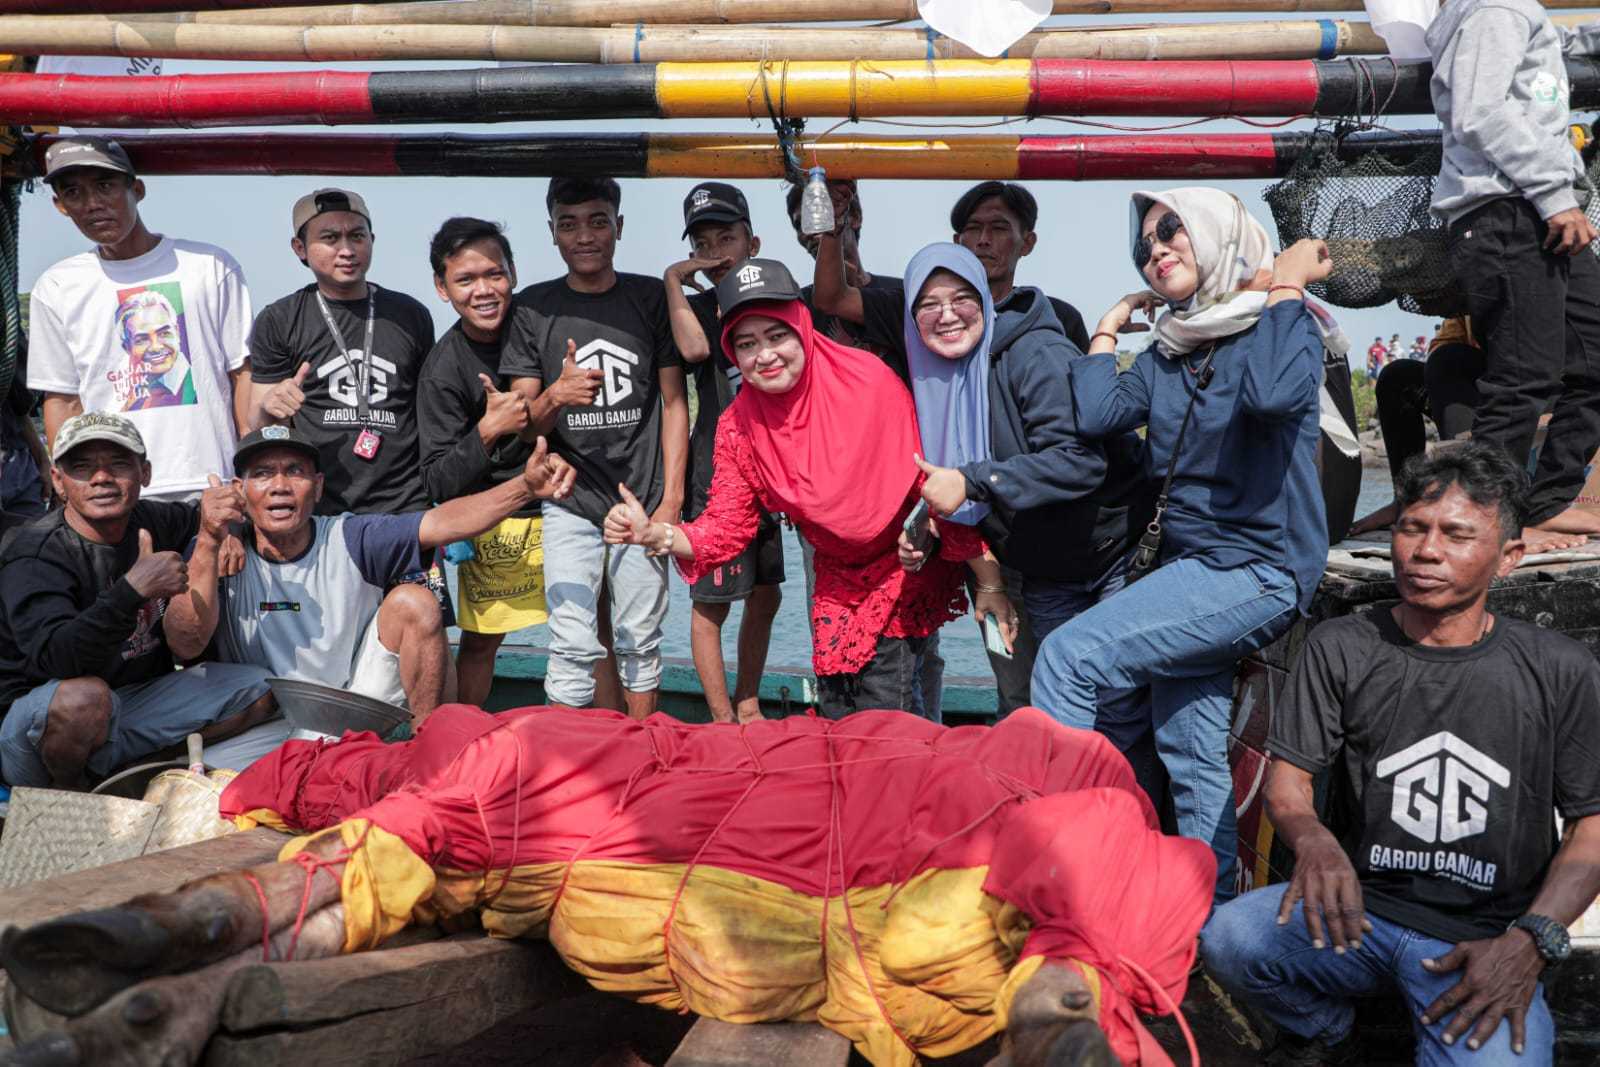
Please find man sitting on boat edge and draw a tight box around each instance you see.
[1201,443,1600,1065]
[162,424,576,731]
[0,412,277,791]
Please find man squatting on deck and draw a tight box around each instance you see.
[9,45,1600,1056]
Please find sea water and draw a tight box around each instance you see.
[479,473,1399,684]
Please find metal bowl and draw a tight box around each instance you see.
[267,677,407,739]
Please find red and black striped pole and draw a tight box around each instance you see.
[1,59,1596,128]
[16,129,1447,181]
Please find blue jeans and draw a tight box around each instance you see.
[1031,557,1298,900]
[1202,883,1554,1065]
[0,664,272,787]
[1022,556,1159,795]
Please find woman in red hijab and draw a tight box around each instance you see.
[604,259,1009,718]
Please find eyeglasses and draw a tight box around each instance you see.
[1133,212,1185,270]
[913,295,982,324]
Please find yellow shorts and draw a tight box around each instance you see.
[456,515,548,634]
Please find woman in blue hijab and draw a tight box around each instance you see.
[900,242,1151,724]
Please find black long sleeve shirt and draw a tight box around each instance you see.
[0,500,199,719]
[416,318,534,508]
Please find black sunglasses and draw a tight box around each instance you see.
[1134,212,1185,271]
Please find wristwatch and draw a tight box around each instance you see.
[1510,914,1571,964]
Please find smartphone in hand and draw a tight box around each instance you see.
[981,612,1013,661]
[903,499,933,554]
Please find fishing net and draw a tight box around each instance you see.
[1265,129,1600,317]
[1264,132,1461,316]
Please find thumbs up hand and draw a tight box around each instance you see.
[199,472,245,541]
[914,453,968,518]
[477,372,531,446]
[545,339,604,408]
[262,362,312,422]
[126,527,190,599]
[520,436,576,501]
[603,483,654,547]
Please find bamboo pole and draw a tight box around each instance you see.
[13,129,1446,181]
[37,0,1600,28]
[0,16,1404,62]
[0,0,404,13]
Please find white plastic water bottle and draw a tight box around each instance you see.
[799,166,835,237]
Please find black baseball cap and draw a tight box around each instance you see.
[233,425,321,476]
[714,258,803,317]
[682,182,750,238]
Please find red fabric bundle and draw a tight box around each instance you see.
[221,706,1213,1061]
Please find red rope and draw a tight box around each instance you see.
[1119,954,1202,1067]
[241,871,273,962]
[880,791,1019,912]
[825,735,916,1056]
[480,738,525,909]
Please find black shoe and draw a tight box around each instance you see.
[1264,1031,1360,1066]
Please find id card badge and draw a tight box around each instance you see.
[353,428,383,461]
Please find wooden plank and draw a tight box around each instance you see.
[665,1017,852,1067]
[219,932,577,1031]
[206,937,591,1067]
[0,828,288,929]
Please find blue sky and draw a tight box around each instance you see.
[18,40,1441,364]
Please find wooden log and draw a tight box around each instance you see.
[38,0,1600,28]
[205,935,598,1067]
[217,932,582,1032]
[0,827,287,930]
[665,1017,853,1067]
[0,16,1407,63]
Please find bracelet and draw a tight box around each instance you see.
[974,583,1006,594]
[647,523,676,557]
[1268,284,1304,298]
[1089,331,1120,347]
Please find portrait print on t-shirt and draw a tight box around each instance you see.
[110,281,196,411]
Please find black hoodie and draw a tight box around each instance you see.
[958,288,1151,581]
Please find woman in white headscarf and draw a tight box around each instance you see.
[1031,187,1336,902]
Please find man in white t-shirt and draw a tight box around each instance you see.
[28,137,253,501]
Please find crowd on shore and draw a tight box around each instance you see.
[3,2,1600,1063]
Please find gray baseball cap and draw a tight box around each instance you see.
[44,137,135,184]
[292,188,371,235]
[51,411,146,463]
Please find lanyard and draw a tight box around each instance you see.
[313,286,378,424]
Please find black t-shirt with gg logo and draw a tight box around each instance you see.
[249,283,435,515]
[501,274,682,526]
[1269,607,1600,942]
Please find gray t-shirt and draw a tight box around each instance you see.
[212,514,422,687]
[1269,607,1600,942]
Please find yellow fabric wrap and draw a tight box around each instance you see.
[308,838,1032,1066]
[279,820,438,953]
[232,807,293,833]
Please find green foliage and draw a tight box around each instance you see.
[1350,369,1377,431]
